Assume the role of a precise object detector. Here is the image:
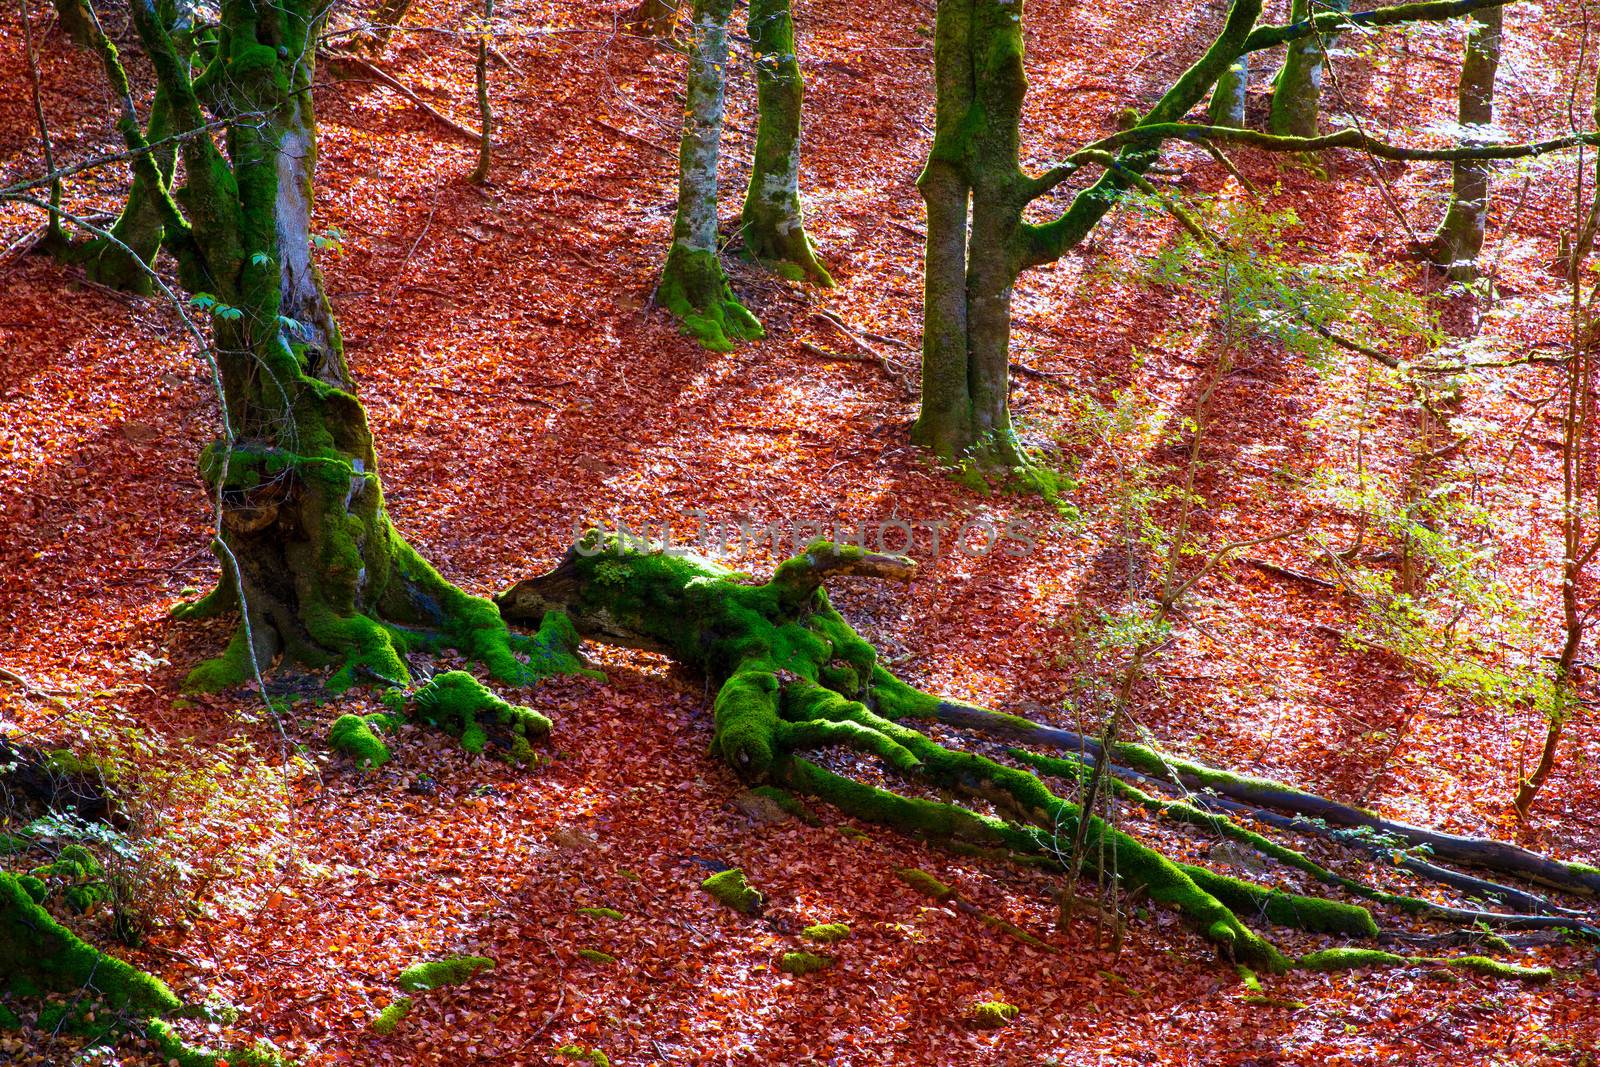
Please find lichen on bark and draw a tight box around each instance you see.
[657,0,763,350]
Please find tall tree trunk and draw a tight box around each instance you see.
[1268,0,1346,137]
[1428,6,1502,280]
[470,0,494,184]
[657,0,763,350]
[911,0,977,461]
[740,0,831,286]
[92,0,573,696]
[1208,54,1249,127]
[910,0,1027,470]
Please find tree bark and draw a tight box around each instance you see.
[740,0,832,285]
[88,0,572,695]
[470,0,494,184]
[657,0,763,350]
[910,0,1027,471]
[1208,54,1249,127]
[1268,0,1347,137]
[1428,6,1502,279]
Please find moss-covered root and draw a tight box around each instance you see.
[1298,947,1553,983]
[658,246,763,351]
[701,867,765,915]
[328,713,394,768]
[411,670,551,762]
[396,955,496,992]
[147,1019,292,1067]
[968,1001,1019,1029]
[370,996,413,1035]
[0,872,179,1017]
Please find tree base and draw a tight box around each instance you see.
[656,246,763,351]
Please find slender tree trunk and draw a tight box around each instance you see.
[1428,6,1502,279]
[911,0,976,461]
[1268,0,1346,137]
[470,0,494,184]
[740,0,832,286]
[85,84,178,292]
[657,0,762,350]
[1208,54,1249,127]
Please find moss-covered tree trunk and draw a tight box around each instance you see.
[1208,54,1249,127]
[739,0,831,286]
[1428,5,1502,279]
[657,0,763,350]
[910,0,1029,471]
[83,82,177,293]
[1268,0,1346,137]
[80,0,574,696]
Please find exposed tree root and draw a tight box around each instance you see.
[932,701,1600,900]
[497,536,1593,976]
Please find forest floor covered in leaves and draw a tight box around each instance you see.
[3,0,1600,1062]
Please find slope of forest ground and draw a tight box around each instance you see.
[2,0,1598,1063]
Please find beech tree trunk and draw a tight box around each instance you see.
[1208,54,1249,127]
[910,0,1028,471]
[1428,6,1502,279]
[657,0,763,350]
[740,0,831,285]
[81,0,568,694]
[1268,0,1347,137]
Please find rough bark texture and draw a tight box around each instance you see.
[657,0,763,350]
[1428,6,1502,279]
[740,0,832,285]
[1268,0,1347,137]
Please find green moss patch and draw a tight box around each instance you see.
[328,713,391,768]
[801,922,850,943]
[576,906,625,921]
[576,948,617,965]
[701,868,764,915]
[411,671,551,762]
[0,872,178,1016]
[777,951,833,975]
[969,1001,1019,1029]
[395,955,495,992]
[370,997,413,1035]
[1298,948,1552,982]
[553,1046,611,1066]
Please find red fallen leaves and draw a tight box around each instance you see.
[2,0,1600,1062]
